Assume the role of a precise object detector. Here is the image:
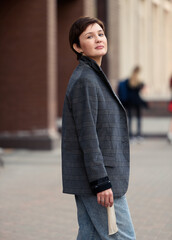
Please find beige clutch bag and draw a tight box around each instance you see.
[107,204,118,235]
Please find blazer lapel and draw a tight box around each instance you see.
[80,56,126,113]
[98,68,127,113]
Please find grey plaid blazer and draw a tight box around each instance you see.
[62,56,130,197]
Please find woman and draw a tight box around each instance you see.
[62,17,136,240]
[120,66,147,140]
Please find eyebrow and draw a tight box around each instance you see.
[84,29,104,36]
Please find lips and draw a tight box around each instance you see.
[95,45,104,49]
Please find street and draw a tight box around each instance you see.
[0,138,172,240]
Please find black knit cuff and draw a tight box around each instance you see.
[90,176,112,195]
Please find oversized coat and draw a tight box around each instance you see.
[61,56,130,198]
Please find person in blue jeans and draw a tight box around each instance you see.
[62,17,136,240]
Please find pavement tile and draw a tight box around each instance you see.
[0,138,172,240]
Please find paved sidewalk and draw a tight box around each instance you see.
[127,117,171,137]
[0,138,172,240]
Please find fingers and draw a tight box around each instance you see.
[97,193,104,206]
[109,193,114,207]
[104,192,110,208]
[97,195,105,207]
[97,189,114,208]
[97,194,101,205]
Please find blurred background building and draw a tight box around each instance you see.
[0,0,172,149]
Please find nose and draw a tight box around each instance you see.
[95,34,102,42]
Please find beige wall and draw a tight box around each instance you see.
[108,0,172,101]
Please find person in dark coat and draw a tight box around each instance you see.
[118,66,148,139]
[61,17,136,239]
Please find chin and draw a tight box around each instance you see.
[93,50,106,57]
[98,51,107,57]
[99,49,107,56]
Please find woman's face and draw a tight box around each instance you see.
[74,23,107,65]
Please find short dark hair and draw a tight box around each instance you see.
[69,17,105,59]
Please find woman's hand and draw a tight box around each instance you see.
[97,189,114,208]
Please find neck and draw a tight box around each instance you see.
[90,56,102,66]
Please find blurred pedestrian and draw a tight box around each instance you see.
[61,17,136,240]
[118,66,148,140]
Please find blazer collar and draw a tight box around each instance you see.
[79,55,101,73]
[79,56,126,112]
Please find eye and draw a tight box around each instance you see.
[99,33,104,37]
[87,35,93,39]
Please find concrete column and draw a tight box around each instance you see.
[119,0,133,79]
[128,0,135,69]
[47,0,58,131]
[152,2,159,98]
[97,0,108,75]
[144,0,152,97]
[158,1,166,99]
[84,0,97,17]
[107,0,120,89]
[138,0,147,82]
[119,0,127,78]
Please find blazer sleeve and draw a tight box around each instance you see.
[69,78,112,194]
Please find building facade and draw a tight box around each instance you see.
[0,0,59,149]
[84,0,172,101]
[0,0,172,149]
[117,0,172,101]
[108,0,172,115]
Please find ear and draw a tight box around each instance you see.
[73,43,83,54]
